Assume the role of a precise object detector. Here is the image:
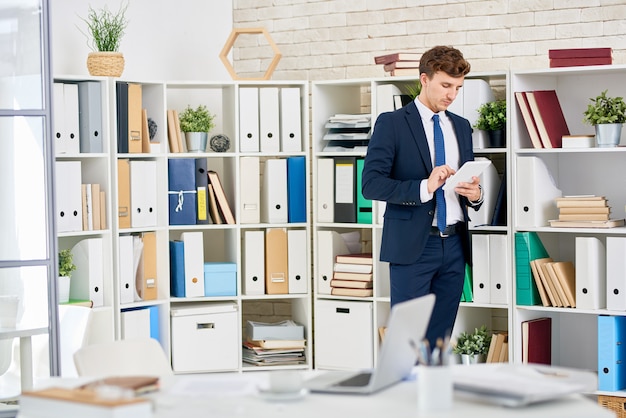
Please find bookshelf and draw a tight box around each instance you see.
[511,65,626,395]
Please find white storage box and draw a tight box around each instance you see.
[314,300,373,370]
[170,302,239,373]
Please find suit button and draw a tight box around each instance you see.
[428,210,434,215]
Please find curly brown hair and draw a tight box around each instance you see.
[419,45,471,79]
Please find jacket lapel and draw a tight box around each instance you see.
[405,102,433,171]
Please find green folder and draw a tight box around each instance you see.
[515,232,550,306]
[356,158,372,224]
[462,263,473,302]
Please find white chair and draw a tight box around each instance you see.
[73,338,173,377]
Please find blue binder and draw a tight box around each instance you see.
[287,156,306,223]
[356,157,372,224]
[168,158,197,225]
[169,240,185,297]
[598,315,626,391]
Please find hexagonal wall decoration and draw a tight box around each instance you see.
[219,27,282,81]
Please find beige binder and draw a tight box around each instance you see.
[265,228,288,294]
[140,231,157,300]
[117,159,131,229]
[127,83,143,153]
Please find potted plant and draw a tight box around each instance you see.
[79,2,128,77]
[473,99,507,148]
[58,249,76,303]
[452,325,492,364]
[178,105,215,152]
[583,89,626,147]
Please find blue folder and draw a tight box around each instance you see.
[287,156,306,223]
[356,157,372,224]
[168,158,197,225]
[598,315,626,391]
[169,240,185,297]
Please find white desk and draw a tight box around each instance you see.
[0,326,48,392]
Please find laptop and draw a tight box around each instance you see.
[304,293,435,394]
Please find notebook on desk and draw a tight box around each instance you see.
[304,294,435,395]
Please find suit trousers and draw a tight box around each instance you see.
[389,233,465,349]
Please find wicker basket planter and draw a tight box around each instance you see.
[86,52,124,77]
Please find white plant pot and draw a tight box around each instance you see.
[460,353,486,365]
[595,123,623,147]
[185,132,208,152]
[58,276,71,303]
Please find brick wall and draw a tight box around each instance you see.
[231,0,626,80]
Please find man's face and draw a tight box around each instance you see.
[418,71,465,113]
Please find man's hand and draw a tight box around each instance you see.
[427,164,455,194]
[455,176,482,202]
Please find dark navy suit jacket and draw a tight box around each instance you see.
[362,101,477,265]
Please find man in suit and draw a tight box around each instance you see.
[362,45,483,349]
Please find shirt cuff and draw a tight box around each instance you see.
[470,185,484,206]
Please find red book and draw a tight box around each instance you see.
[374,52,420,65]
[525,90,570,148]
[522,317,551,365]
[383,61,420,71]
[514,91,542,149]
[550,57,612,68]
[548,47,612,59]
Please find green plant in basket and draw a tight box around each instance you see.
[79,2,128,52]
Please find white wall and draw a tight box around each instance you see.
[50,0,233,81]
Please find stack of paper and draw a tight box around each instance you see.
[322,114,371,152]
[243,320,306,367]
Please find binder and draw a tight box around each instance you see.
[243,230,265,295]
[239,87,259,152]
[261,158,288,223]
[468,160,500,228]
[137,232,157,301]
[169,240,185,298]
[516,156,562,227]
[117,159,131,229]
[120,308,151,340]
[317,158,335,223]
[195,158,209,225]
[116,81,129,153]
[317,230,350,294]
[239,156,260,224]
[127,83,143,153]
[576,236,606,310]
[522,317,551,365]
[287,229,308,294]
[287,156,306,223]
[265,228,289,294]
[118,235,135,304]
[167,158,197,225]
[607,237,626,311]
[489,234,509,305]
[459,79,495,149]
[130,160,158,228]
[598,315,626,391]
[55,161,83,233]
[333,156,357,223]
[259,87,280,153]
[70,238,104,307]
[279,87,302,152]
[77,81,103,153]
[471,234,490,303]
[375,83,403,116]
[148,305,160,341]
[462,263,473,302]
[63,83,80,154]
[490,171,507,226]
[356,158,372,224]
[515,232,550,305]
[180,232,205,298]
[53,82,67,154]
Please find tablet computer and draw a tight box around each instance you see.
[442,159,491,191]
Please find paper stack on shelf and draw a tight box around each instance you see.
[243,320,306,367]
[330,253,374,297]
[322,114,371,152]
[550,195,624,228]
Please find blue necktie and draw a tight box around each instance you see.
[433,114,446,233]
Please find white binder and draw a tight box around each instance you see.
[375,83,402,117]
[468,159,500,229]
[516,156,562,227]
[288,229,308,294]
[77,81,103,153]
[180,231,205,297]
[460,79,495,149]
[489,234,509,305]
[63,83,80,154]
[55,161,83,233]
[317,230,349,295]
[316,158,334,223]
[576,236,606,310]
[118,235,135,304]
[607,237,626,311]
[239,87,259,152]
[471,234,490,303]
[243,230,265,295]
[261,158,288,223]
[120,308,151,340]
[53,82,67,155]
[239,156,260,224]
[259,87,280,153]
[70,237,104,307]
[130,160,158,227]
[280,87,302,152]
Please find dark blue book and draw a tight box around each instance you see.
[169,240,185,297]
[287,156,306,223]
[116,81,128,153]
[168,158,197,225]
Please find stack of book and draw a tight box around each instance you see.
[550,195,624,228]
[374,52,420,76]
[486,331,509,363]
[530,258,576,308]
[549,47,612,68]
[242,320,306,367]
[330,253,373,297]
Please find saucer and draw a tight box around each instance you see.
[257,388,308,402]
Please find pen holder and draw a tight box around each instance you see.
[417,365,453,411]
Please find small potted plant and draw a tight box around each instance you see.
[452,325,492,364]
[473,99,507,148]
[79,2,129,77]
[58,249,76,303]
[178,105,215,152]
[583,89,626,147]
